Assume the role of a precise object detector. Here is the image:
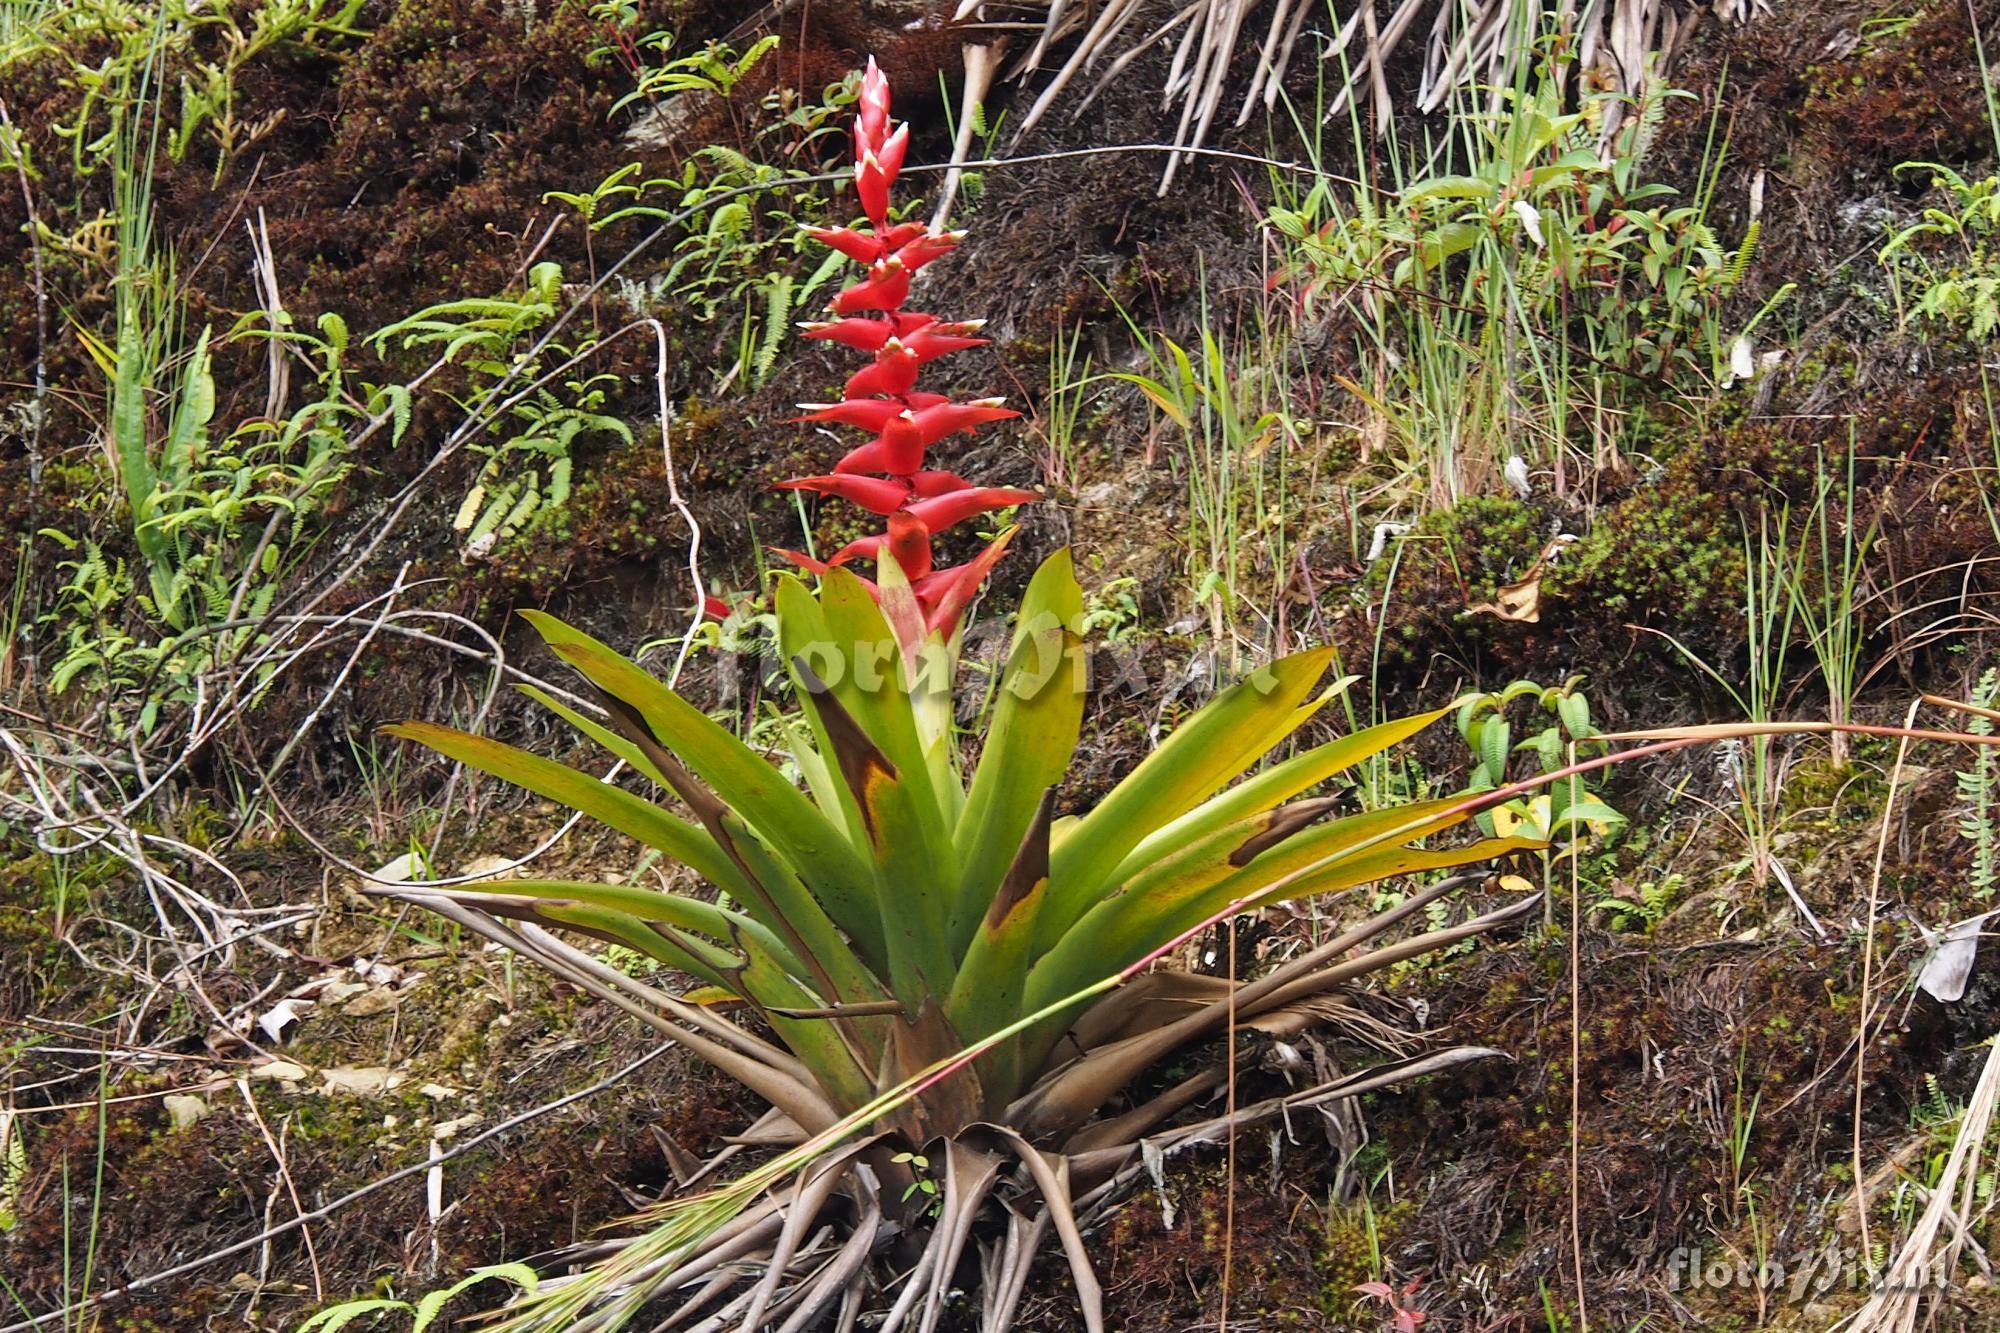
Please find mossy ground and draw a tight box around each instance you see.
[4,0,2000,1329]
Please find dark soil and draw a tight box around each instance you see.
[4,0,2000,1328]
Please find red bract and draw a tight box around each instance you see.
[773,474,914,515]
[799,311,939,352]
[824,488,1038,565]
[829,399,1021,474]
[843,341,921,399]
[793,393,942,432]
[903,326,988,363]
[774,59,1039,642]
[857,58,891,152]
[831,259,910,315]
[892,231,963,273]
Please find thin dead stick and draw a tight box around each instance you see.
[1854,699,1924,1276]
[261,562,416,787]
[1568,740,1589,1332]
[0,1044,679,1333]
[1219,913,1237,1332]
[235,1077,324,1302]
[1603,720,2000,746]
[1924,692,2000,726]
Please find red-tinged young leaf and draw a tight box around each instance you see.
[868,547,930,670]
[920,528,1015,638]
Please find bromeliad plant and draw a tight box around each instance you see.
[381,62,1542,1333]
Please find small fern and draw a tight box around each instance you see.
[749,272,794,388]
[1960,667,1999,898]
[1723,219,1761,288]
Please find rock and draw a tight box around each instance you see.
[250,1059,310,1083]
[340,986,407,1018]
[163,1094,209,1131]
[432,1113,482,1140]
[458,854,519,882]
[320,1066,403,1096]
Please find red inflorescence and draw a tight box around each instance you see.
[772,59,1035,640]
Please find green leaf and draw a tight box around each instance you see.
[1109,703,1443,884]
[718,923,879,1112]
[1480,717,1511,784]
[786,649,956,1006]
[410,1264,540,1332]
[382,722,741,894]
[296,1300,412,1332]
[1119,373,1191,428]
[432,877,790,978]
[813,566,952,846]
[946,788,1057,1102]
[1033,798,1462,1003]
[1556,690,1591,740]
[1035,648,1335,951]
[580,686,889,1011]
[517,610,885,969]
[1402,174,1497,203]
[950,549,1087,951]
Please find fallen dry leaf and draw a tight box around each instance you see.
[1463,534,1577,625]
[1465,576,1542,624]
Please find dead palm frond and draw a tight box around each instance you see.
[1836,1036,2000,1333]
[885,0,1768,215]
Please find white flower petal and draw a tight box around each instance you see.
[1729,335,1756,384]
[1513,200,1545,248]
